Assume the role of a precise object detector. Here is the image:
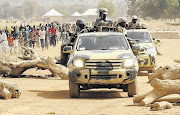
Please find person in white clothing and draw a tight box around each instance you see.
[0,30,10,53]
[62,29,68,44]
[39,27,46,50]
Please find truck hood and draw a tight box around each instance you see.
[72,50,134,60]
[139,43,157,55]
[139,43,155,49]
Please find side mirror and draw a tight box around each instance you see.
[63,46,73,53]
[153,38,160,44]
[132,44,141,51]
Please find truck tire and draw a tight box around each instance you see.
[69,80,80,98]
[128,77,137,97]
[122,84,128,92]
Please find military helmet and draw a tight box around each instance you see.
[141,23,147,29]
[136,22,142,29]
[118,17,127,23]
[132,15,138,20]
[99,8,108,14]
[76,19,85,25]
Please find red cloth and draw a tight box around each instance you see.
[33,28,37,32]
[48,28,52,35]
[36,30,40,37]
[33,28,40,37]
[50,28,56,35]
[7,37,14,46]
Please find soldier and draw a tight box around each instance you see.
[141,23,148,29]
[135,22,142,29]
[115,17,127,35]
[129,15,138,29]
[75,19,89,34]
[94,8,113,32]
[69,19,89,43]
[59,19,89,66]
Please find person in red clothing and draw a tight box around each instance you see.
[7,34,14,47]
[33,27,40,48]
[48,26,52,45]
[50,25,56,47]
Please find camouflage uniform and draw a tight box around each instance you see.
[115,17,127,35]
[59,19,89,66]
[94,8,113,32]
[129,15,138,29]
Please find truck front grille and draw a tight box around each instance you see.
[90,75,117,79]
[85,60,122,69]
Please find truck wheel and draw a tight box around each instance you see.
[128,77,137,97]
[69,80,80,98]
[122,84,128,92]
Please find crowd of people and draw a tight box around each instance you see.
[0,8,146,54]
[0,22,73,53]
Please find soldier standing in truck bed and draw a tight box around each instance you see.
[70,19,89,43]
[115,17,127,35]
[94,8,113,32]
[128,15,138,29]
[58,19,89,66]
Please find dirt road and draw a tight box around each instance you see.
[0,39,180,115]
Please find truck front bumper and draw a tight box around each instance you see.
[68,68,137,85]
[138,54,156,70]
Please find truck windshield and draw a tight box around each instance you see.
[76,35,129,51]
[127,32,153,43]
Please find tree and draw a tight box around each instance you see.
[139,0,179,20]
[126,0,141,17]
[97,0,117,18]
[164,0,179,19]
[22,0,39,18]
[14,6,25,19]
[2,2,11,18]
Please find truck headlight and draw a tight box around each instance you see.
[124,58,135,68]
[146,48,157,55]
[73,59,84,67]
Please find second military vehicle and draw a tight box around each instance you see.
[127,29,160,73]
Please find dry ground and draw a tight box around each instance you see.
[0,39,180,115]
[143,20,180,31]
[0,19,180,31]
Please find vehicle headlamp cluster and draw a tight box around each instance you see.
[146,48,157,55]
[124,58,135,68]
[73,59,84,67]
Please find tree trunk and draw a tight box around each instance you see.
[0,80,21,98]
[174,59,180,64]
[0,47,68,79]
[151,101,173,111]
[162,65,180,80]
[148,66,172,82]
[0,82,11,99]
[134,78,180,106]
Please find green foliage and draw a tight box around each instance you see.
[164,0,179,19]
[140,0,180,19]
[97,0,117,18]
[23,0,39,18]
[126,0,141,17]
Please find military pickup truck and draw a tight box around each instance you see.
[63,32,140,98]
[127,29,160,73]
